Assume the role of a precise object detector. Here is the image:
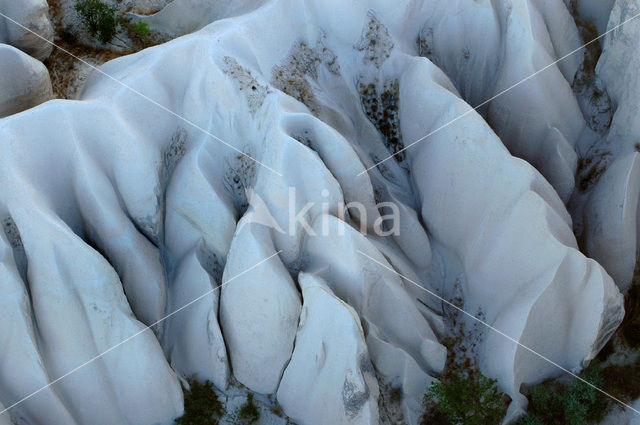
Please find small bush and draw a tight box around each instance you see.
[518,362,608,425]
[74,0,120,44]
[517,415,545,425]
[130,21,151,41]
[175,379,224,425]
[237,393,260,424]
[425,372,506,425]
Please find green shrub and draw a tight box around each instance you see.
[237,393,260,424]
[425,372,506,425]
[130,21,151,41]
[517,362,608,425]
[74,0,120,44]
[175,379,224,425]
[516,415,545,425]
[525,384,564,424]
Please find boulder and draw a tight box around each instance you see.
[0,44,52,117]
[277,273,379,425]
[0,0,53,61]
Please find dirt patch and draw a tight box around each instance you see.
[359,79,406,166]
[45,0,165,98]
[354,11,394,68]
[272,37,340,114]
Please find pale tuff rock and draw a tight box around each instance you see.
[577,0,640,291]
[303,215,447,379]
[0,0,54,116]
[0,0,627,424]
[416,0,584,202]
[162,142,235,389]
[0,164,183,424]
[0,0,53,61]
[400,54,623,414]
[164,248,230,389]
[220,216,301,395]
[568,0,616,34]
[0,44,52,117]
[277,273,379,425]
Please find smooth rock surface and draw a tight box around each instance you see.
[220,215,301,394]
[277,273,379,425]
[0,0,53,61]
[416,0,584,201]
[0,0,626,424]
[577,0,640,291]
[0,44,52,117]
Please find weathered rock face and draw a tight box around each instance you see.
[398,52,623,420]
[0,0,53,61]
[0,0,628,424]
[568,0,616,34]
[220,216,301,394]
[277,273,379,425]
[0,0,54,116]
[415,0,585,202]
[0,44,53,117]
[572,0,640,292]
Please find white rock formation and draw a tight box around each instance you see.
[416,0,585,202]
[568,0,616,34]
[0,0,627,424]
[302,215,447,423]
[0,44,53,117]
[220,216,301,394]
[163,248,230,388]
[576,0,640,291]
[0,161,183,424]
[277,273,379,425]
[0,0,53,61]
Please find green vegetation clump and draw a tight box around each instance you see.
[517,362,608,425]
[175,379,224,425]
[516,415,546,425]
[420,288,506,424]
[130,21,151,41]
[425,372,506,425]
[237,393,260,424]
[74,0,120,44]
